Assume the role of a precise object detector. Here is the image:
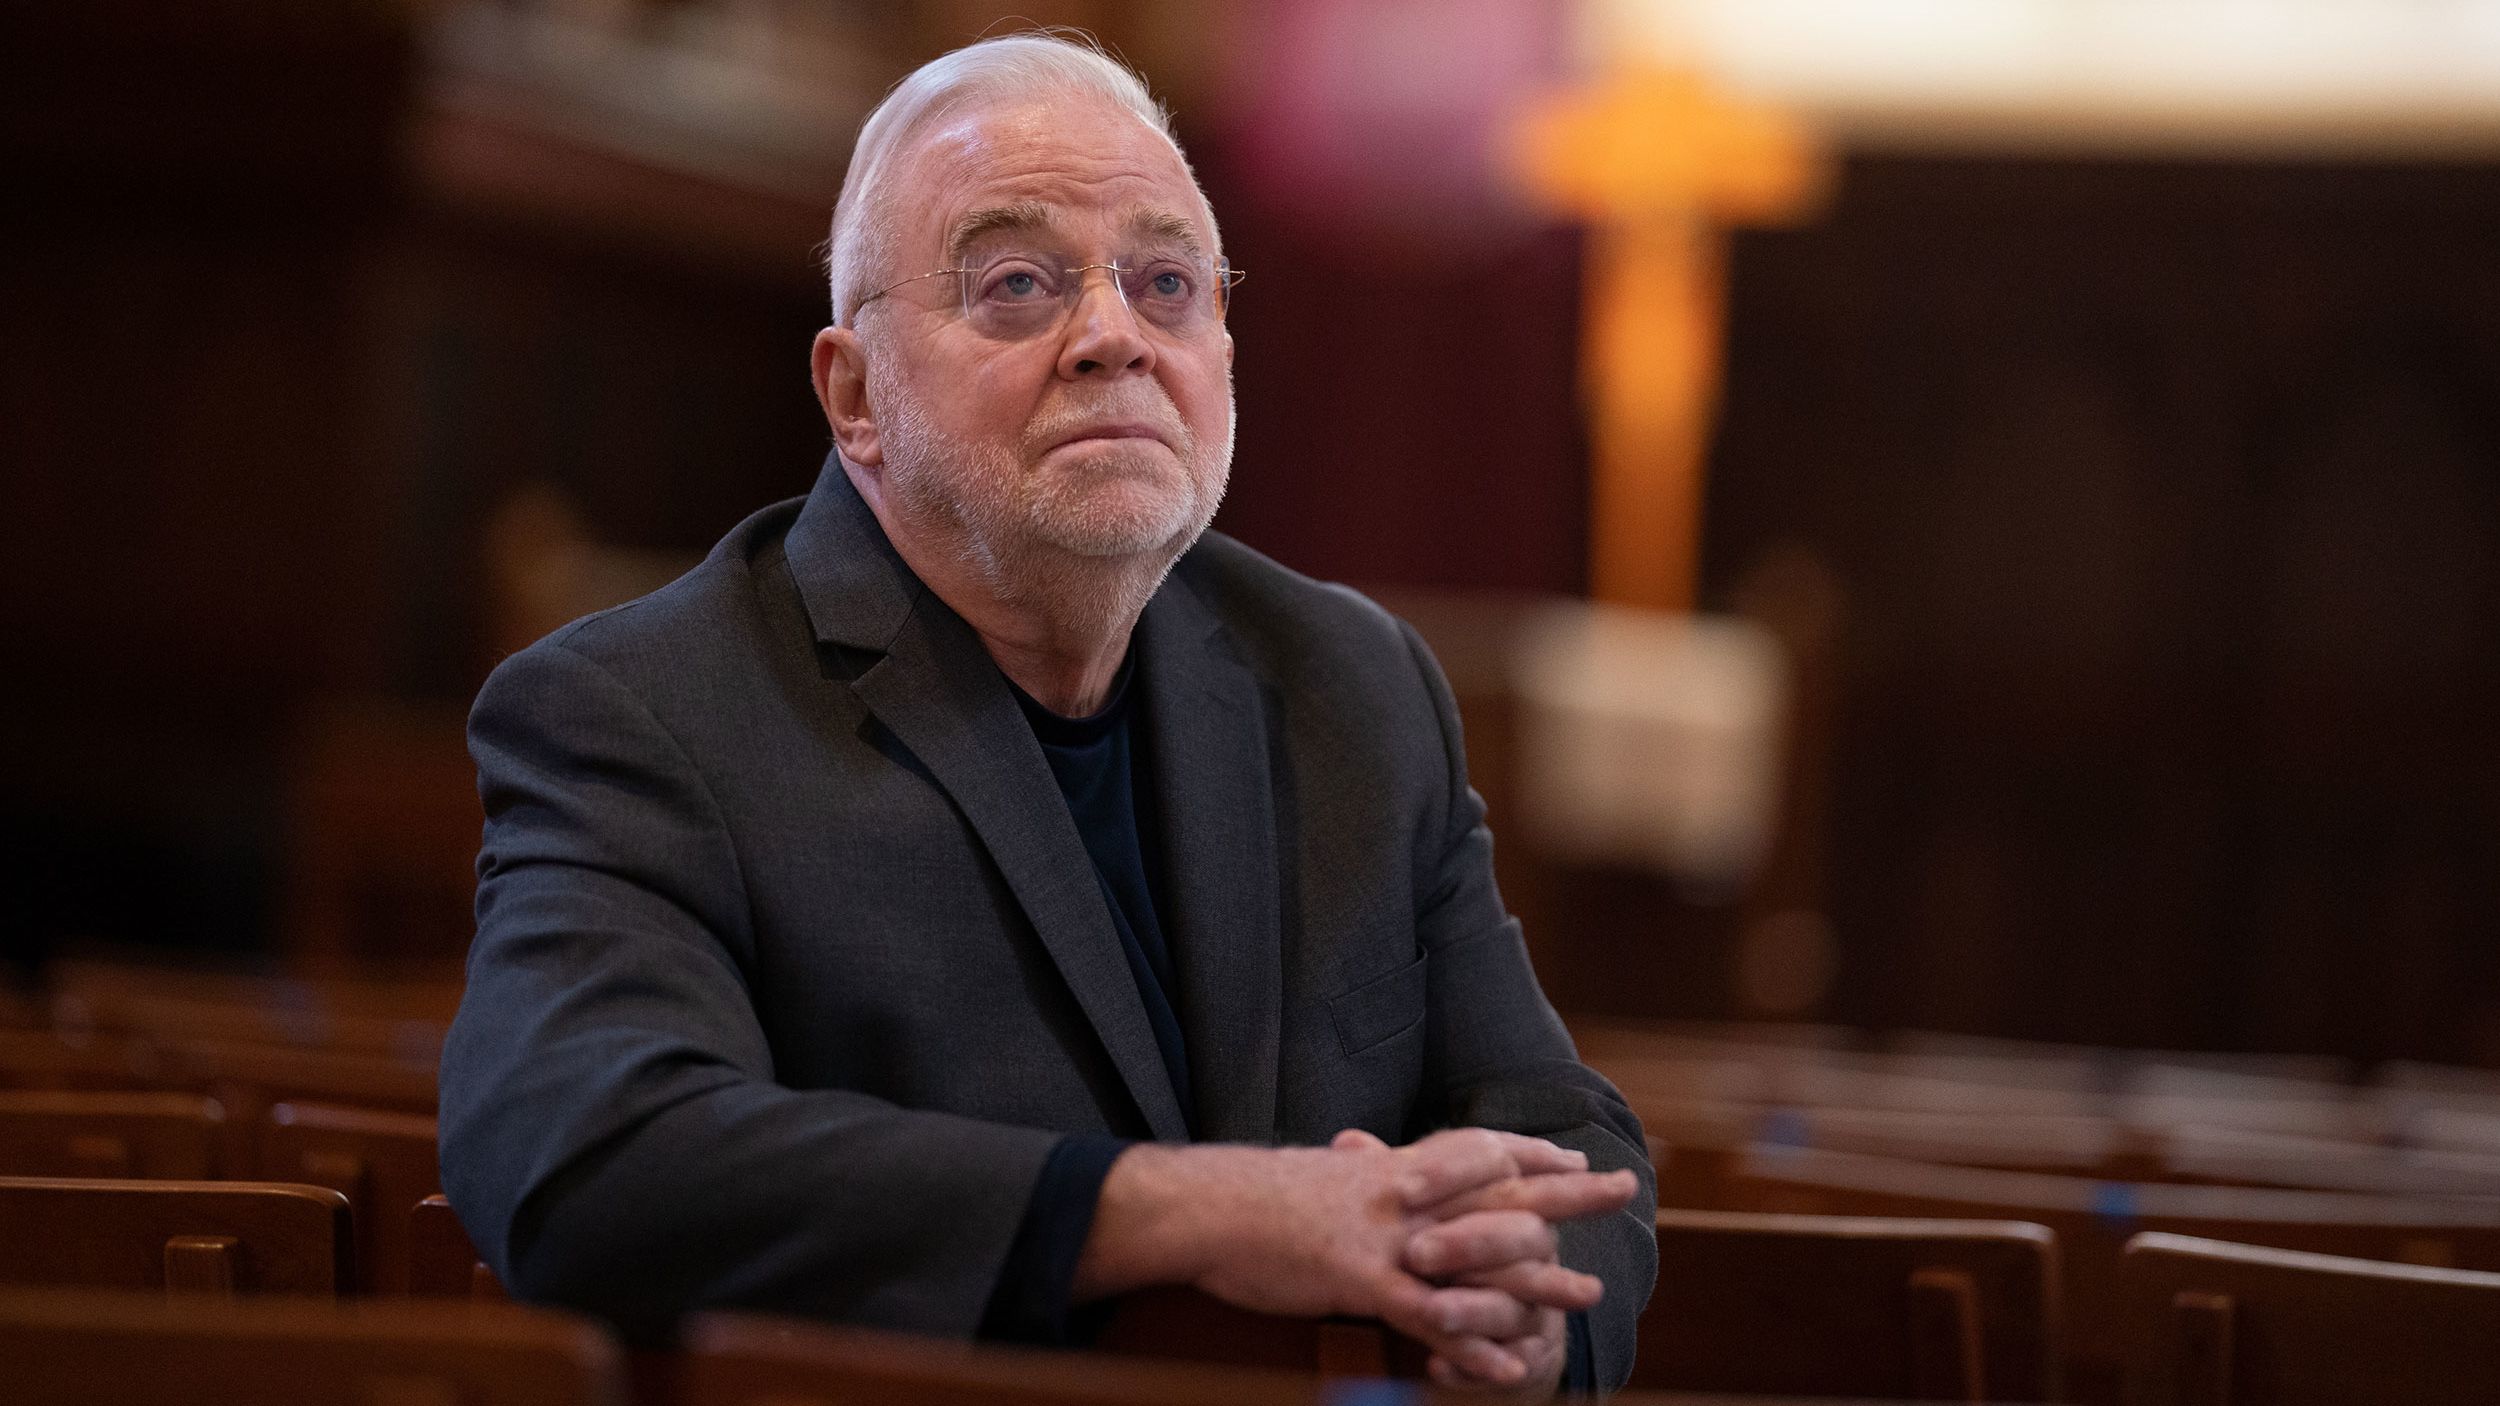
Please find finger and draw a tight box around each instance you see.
[1458,1258,1605,1312]
[1428,1341,1540,1395]
[1516,1305,1567,1366]
[1519,1305,1570,1381]
[1435,1335,1529,1388]
[1407,1210,1556,1278]
[1331,1127,1390,1152]
[1427,1353,1513,1395]
[1394,1128,1519,1207]
[1414,1284,1538,1341]
[1484,1131,1589,1176]
[1426,1168,1640,1221]
[1374,1275,1529,1386]
[1453,1308,1568,1397]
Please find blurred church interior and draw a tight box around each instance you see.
[6,2,2500,1397]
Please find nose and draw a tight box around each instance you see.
[1056,266,1156,381]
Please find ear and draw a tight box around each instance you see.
[812,326,882,468]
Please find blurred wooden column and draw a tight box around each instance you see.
[1513,68,1827,609]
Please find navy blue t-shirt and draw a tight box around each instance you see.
[981,658,1180,1343]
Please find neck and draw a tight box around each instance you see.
[976,618,1131,717]
[848,464,1175,716]
[953,564,1161,716]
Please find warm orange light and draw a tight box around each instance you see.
[1512,67,1829,611]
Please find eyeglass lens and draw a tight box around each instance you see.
[956,253,1235,340]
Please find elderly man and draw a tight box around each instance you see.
[441,33,1655,1396]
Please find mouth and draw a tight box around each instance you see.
[1047,422,1169,453]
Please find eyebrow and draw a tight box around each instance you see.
[943,202,1209,262]
[1126,208,1206,259]
[946,202,1054,261]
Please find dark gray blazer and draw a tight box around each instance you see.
[439,457,1656,1383]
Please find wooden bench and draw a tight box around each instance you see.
[1643,1092,2500,1201]
[44,956,460,1056]
[156,1038,437,1172]
[1716,1143,2500,1401]
[0,1287,622,1405]
[1092,1285,1416,1378]
[410,1194,505,1301]
[0,1028,160,1093]
[51,984,448,1063]
[1636,1207,2059,1402]
[680,1310,1318,1406]
[0,1176,350,1295]
[0,1090,226,1179]
[156,1039,438,1118]
[2121,1232,2500,1406]
[258,1101,442,1294]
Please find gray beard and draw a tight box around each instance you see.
[869,363,1233,637]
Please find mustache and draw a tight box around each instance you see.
[1022,386,1190,451]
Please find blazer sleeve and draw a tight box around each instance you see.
[1396,620,1660,1391]
[440,637,1063,1337]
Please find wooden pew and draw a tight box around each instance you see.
[257,1102,440,1294]
[1612,1030,2500,1202]
[51,984,448,1064]
[1886,1032,2350,1088]
[0,1288,623,1405]
[1713,1144,2500,1402]
[2158,1124,2500,1200]
[0,1090,225,1179]
[155,1037,436,1174]
[410,1194,505,1301]
[45,955,460,1055]
[1642,1094,2146,1182]
[2116,1065,2382,1145]
[0,1028,160,1093]
[1590,1022,2389,1147]
[46,950,467,1015]
[679,1310,1320,1406]
[1636,1207,2059,1402]
[0,1177,349,1296]
[2121,1232,2500,1406]
[156,1039,437,1117]
[1093,1286,1417,1378]
[1644,1093,2500,1201]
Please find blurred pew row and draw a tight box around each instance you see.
[0,953,478,1308]
[1585,1017,2500,1400]
[8,955,2500,1401]
[1573,1016,2500,1195]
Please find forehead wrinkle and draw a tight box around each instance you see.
[943,200,1211,268]
[900,100,1220,273]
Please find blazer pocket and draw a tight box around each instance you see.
[1328,955,1427,1057]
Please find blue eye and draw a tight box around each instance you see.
[1000,271,1040,298]
[1151,271,1186,297]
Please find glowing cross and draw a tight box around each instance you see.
[1514,66,1829,611]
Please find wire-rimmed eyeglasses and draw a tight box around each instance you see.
[853,252,1244,341]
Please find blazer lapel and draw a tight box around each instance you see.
[1137,572,1284,1145]
[782,460,1192,1142]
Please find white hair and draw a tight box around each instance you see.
[824,31,1209,328]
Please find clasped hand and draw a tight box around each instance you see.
[1186,1127,1638,1397]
